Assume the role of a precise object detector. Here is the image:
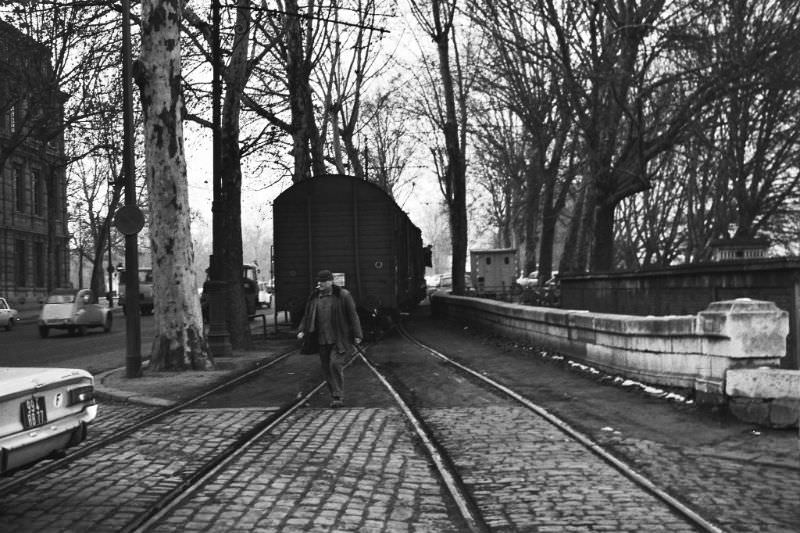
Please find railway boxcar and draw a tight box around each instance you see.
[273,174,429,328]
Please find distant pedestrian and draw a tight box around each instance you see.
[297,269,363,408]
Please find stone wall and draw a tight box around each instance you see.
[558,258,800,370]
[431,294,799,428]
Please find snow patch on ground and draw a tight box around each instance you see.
[535,348,693,405]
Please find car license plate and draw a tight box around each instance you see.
[21,396,48,429]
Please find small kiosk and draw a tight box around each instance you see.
[469,248,519,297]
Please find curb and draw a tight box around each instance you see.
[93,361,179,407]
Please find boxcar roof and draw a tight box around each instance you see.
[275,174,410,219]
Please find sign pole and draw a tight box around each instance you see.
[120,0,142,378]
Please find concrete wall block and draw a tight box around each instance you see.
[728,397,771,425]
[567,311,594,327]
[571,323,597,344]
[769,399,800,428]
[697,298,789,358]
[669,335,704,356]
[629,334,673,354]
[725,368,800,398]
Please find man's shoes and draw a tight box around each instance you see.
[330,398,343,408]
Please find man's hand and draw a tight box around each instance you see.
[354,337,362,345]
[297,331,305,340]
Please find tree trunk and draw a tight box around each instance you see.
[135,0,212,371]
[591,198,616,271]
[434,11,468,295]
[523,164,540,276]
[219,0,252,349]
[559,177,596,274]
[538,172,557,282]
[285,0,326,180]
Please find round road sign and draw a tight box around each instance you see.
[114,205,145,235]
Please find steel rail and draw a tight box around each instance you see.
[128,348,366,532]
[127,381,327,533]
[398,324,726,533]
[355,345,489,533]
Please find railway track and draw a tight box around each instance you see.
[389,325,723,532]
[1,327,728,531]
[0,346,301,497]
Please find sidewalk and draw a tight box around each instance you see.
[94,334,298,407]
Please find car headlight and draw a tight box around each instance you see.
[69,385,95,405]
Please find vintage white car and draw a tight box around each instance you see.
[257,281,273,309]
[0,367,97,475]
[38,288,113,338]
[0,297,19,331]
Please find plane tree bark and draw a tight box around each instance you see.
[134,0,211,370]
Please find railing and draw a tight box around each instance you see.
[469,283,560,307]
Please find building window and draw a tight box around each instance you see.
[15,240,26,287]
[33,169,44,215]
[34,242,45,287]
[8,105,15,132]
[486,257,492,265]
[15,165,26,212]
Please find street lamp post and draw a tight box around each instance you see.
[120,0,142,378]
[206,0,232,357]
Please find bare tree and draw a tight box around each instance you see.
[470,106,527,250]
[134,0,211,370]
[615,150,687,268]
[540,0,800,272]
[466,0,575,282]
[408,0,473,295]
[360,85,417,196]
[316,0,386,180]
[613,1,800,268]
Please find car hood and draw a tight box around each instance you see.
[40,303,75,320]
[0,367,93,397]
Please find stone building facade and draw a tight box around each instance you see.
[0,20,70,305]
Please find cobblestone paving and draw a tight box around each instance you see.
[596,434,800,533]
[421,405,700,532]
[150,407,461,533]
[91,398,163,441]
[0,398,162,491]
[408,316,800,532]
[0,408,273,532]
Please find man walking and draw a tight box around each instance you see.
[297,270,363,407]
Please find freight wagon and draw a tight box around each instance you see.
[273,174,429,330]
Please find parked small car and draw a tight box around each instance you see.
[38,288,113,338]
[258,281,273,309]
[0,366,97,475]
[430,273,474,294]
[0,297,19,331]
[516,271,539,288]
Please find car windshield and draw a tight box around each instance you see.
[46,293,76,304]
